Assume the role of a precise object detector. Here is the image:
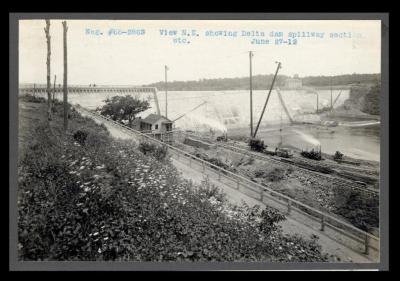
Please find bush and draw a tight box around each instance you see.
[259,206,286,234]
[197,177,227,203]
[249,138,266,152]
[194,152,235,173]
[254,167,285,182]
[301,149,322,160]
[139,141,168,161]
[333,189,379,231]
[73,130,88,145]
[267,168,285,182]
[333,151,344,161]
[72,127,111,152]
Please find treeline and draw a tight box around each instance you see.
[302,74,381,87]
[146,73,381,91]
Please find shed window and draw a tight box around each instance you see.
[155,124,158,129]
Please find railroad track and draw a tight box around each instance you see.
[217,142,379,197]
[180,131,379,175]
[289,154,379,177]
[177,132,379,196]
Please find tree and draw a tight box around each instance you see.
[52,75,56,105]
[100,95,150,126]
[63,21,68,132]
[44,20,52,120]
[363,83,380,115]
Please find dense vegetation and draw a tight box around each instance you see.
[333,189,379,232]
[362,83,380,115]
[145,73,380,91]
[18,97,328,261]
[340,83,381,116]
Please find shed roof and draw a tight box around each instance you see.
[141,114,172,124]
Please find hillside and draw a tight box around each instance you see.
[145,73,381,91]
[337,83,381,116]
[18,95,328,262]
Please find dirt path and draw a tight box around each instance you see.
[75,107,376,264]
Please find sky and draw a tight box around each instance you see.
[19,20,381,85]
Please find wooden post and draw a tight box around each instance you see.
[320,216,325,231]
[236,180,240,190]
[330,77,333,110]
[249,51,253,137]
[44,20,52,121]
[62,21,68,133]
[218,170,221,181]
[287,200,292,215]
[165,65,168,118]
[364,234,370,255]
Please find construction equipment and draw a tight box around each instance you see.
[172,101,207,122]
[216,135,228,142]
[253,61,281,138]
[152,88,161,115]
[275,147,293,158]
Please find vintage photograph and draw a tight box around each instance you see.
[15,17,384,267]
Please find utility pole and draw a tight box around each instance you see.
[253,61,281,138]
[63,21,68,133]
[330,77,333,110]
[249,51,254,137]
[165,65,168,118]
[44,20,52,121]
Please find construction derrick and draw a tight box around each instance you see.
[152,88,161,115]
[276,88,294,124]
[172,101,207,122]
[253,61,282,138]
